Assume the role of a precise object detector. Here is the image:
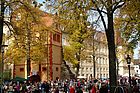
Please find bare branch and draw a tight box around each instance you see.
[4,0,25,10]
[100,0,108,9]
[90,8,107,14]
[112,1,125,13]
[91,0,107,30]
[4,0,37,22]
[95,15,101,24]
[4,21,13,34]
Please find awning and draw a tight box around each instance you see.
[77,76,87,79]
[122,73,129,77]
[12,77,27,82]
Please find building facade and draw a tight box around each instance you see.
[117,53,135,77]
[133,58,140,76]
[79,31,109,79]
[3,13,62,81]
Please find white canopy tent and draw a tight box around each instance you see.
[122,73,129,77]
[77,76,87,79]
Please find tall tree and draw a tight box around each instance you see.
[115,0,140,53]
[44,0,93,77]
[0,0,28,46]
[90,1,126,92]
[6,5,48,63]
[0,0,43,45]
[1,0,48,78]
[0,0,31,80]
[59,1,93,77]
[0,0,5,46]
[6,7,51,76]
[44,0,127,92]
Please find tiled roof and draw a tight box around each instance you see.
[134,59,140,65]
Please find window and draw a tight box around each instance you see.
[104,74,105,77]
[103,58,105,64]
[106,68,108,71]
[97,68,99,72]
[20,68,24,72]
[56,67,59,71]
[107,74,108,78]
[53,34,57,41]
[97,74,99,78]
[57,34,60,42]
[42,67,47,71]
[53,33,60,42]
[100,68,102,71]
[90,68,92,71]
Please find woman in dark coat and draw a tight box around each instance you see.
[54,87,59,93]
[99,83,108,93]
[76,86,83,93]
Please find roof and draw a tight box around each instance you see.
[94,31,107,43]
[134,59,140,65]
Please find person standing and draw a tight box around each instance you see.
[91,85,96,93]
[76,86,83,93]
[99,83,108,93]
[70,86,75,93]
[64,82,68,93]
[54,87,59,93]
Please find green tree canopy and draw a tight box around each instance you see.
[115,0,140,53]
[4,1,51,65]
[43,0,126,92]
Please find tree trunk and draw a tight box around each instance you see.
[105,12,117,93]
[76,52,80,77]
[76,62,80,77]
[0,0,4,46]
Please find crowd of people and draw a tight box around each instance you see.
[117,76,140,93]
[0,76,140,93]
[1,78,109,93]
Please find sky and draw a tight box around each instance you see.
[37,0,44,3]
[36,0,47,11]
[134,46,139,59]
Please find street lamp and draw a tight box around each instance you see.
[126,55,131,87]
